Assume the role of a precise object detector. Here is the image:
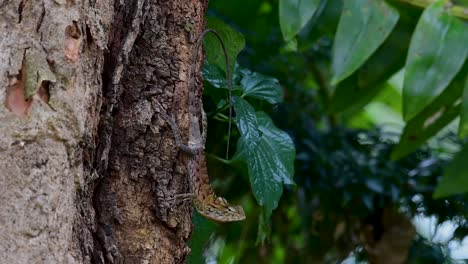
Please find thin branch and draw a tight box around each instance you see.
[393,0,468,20]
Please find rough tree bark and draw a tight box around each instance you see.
[0,0,206,263]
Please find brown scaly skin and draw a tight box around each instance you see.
[157,107,245,223]
[191,151,245,222]
[156,29,245,223]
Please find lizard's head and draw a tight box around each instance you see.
[194,197,246,223]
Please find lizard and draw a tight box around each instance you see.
[157,29,245,223]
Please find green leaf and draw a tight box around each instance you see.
[232,96,261,146]
[365,102,404,128]
[202,61,243,100]
[391,64,468,160]
[187,211,217,264]
[392,104,460,160]
[330,74,382,114]
[233,112,295,219]
[331,0,399,84]
[346,82,404,129]
[403,1,468,121]
[279,0,320,41]
[205,17,245,75]
[256,212,270,245]
[458,74,468,138]
[433,144,468,198]
[283,37,298,52]
[357,11,415,89]
[240,69,284,104]
[331,16,412,114]
[202,61,226,88]
[322,0,417,113]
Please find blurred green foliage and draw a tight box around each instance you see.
[189,0,468,263]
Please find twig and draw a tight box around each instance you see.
[393,0,468,20]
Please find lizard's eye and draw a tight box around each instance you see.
[227,207,236,213]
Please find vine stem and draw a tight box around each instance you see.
[190,29,233,160]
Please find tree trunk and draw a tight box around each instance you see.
[0,0,206,263]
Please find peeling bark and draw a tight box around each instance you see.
[0,0,206,263]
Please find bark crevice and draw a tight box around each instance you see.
[91,0,207,263]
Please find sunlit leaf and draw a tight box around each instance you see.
[331,0,399,84]
[279,0,320,41]
[357,11,415,88]
[283,37,298,52]
[336,81,404,131]
[402,1,468,121]
[391,64,468,160]
[365,102,404,128]
[330,14,413,114]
